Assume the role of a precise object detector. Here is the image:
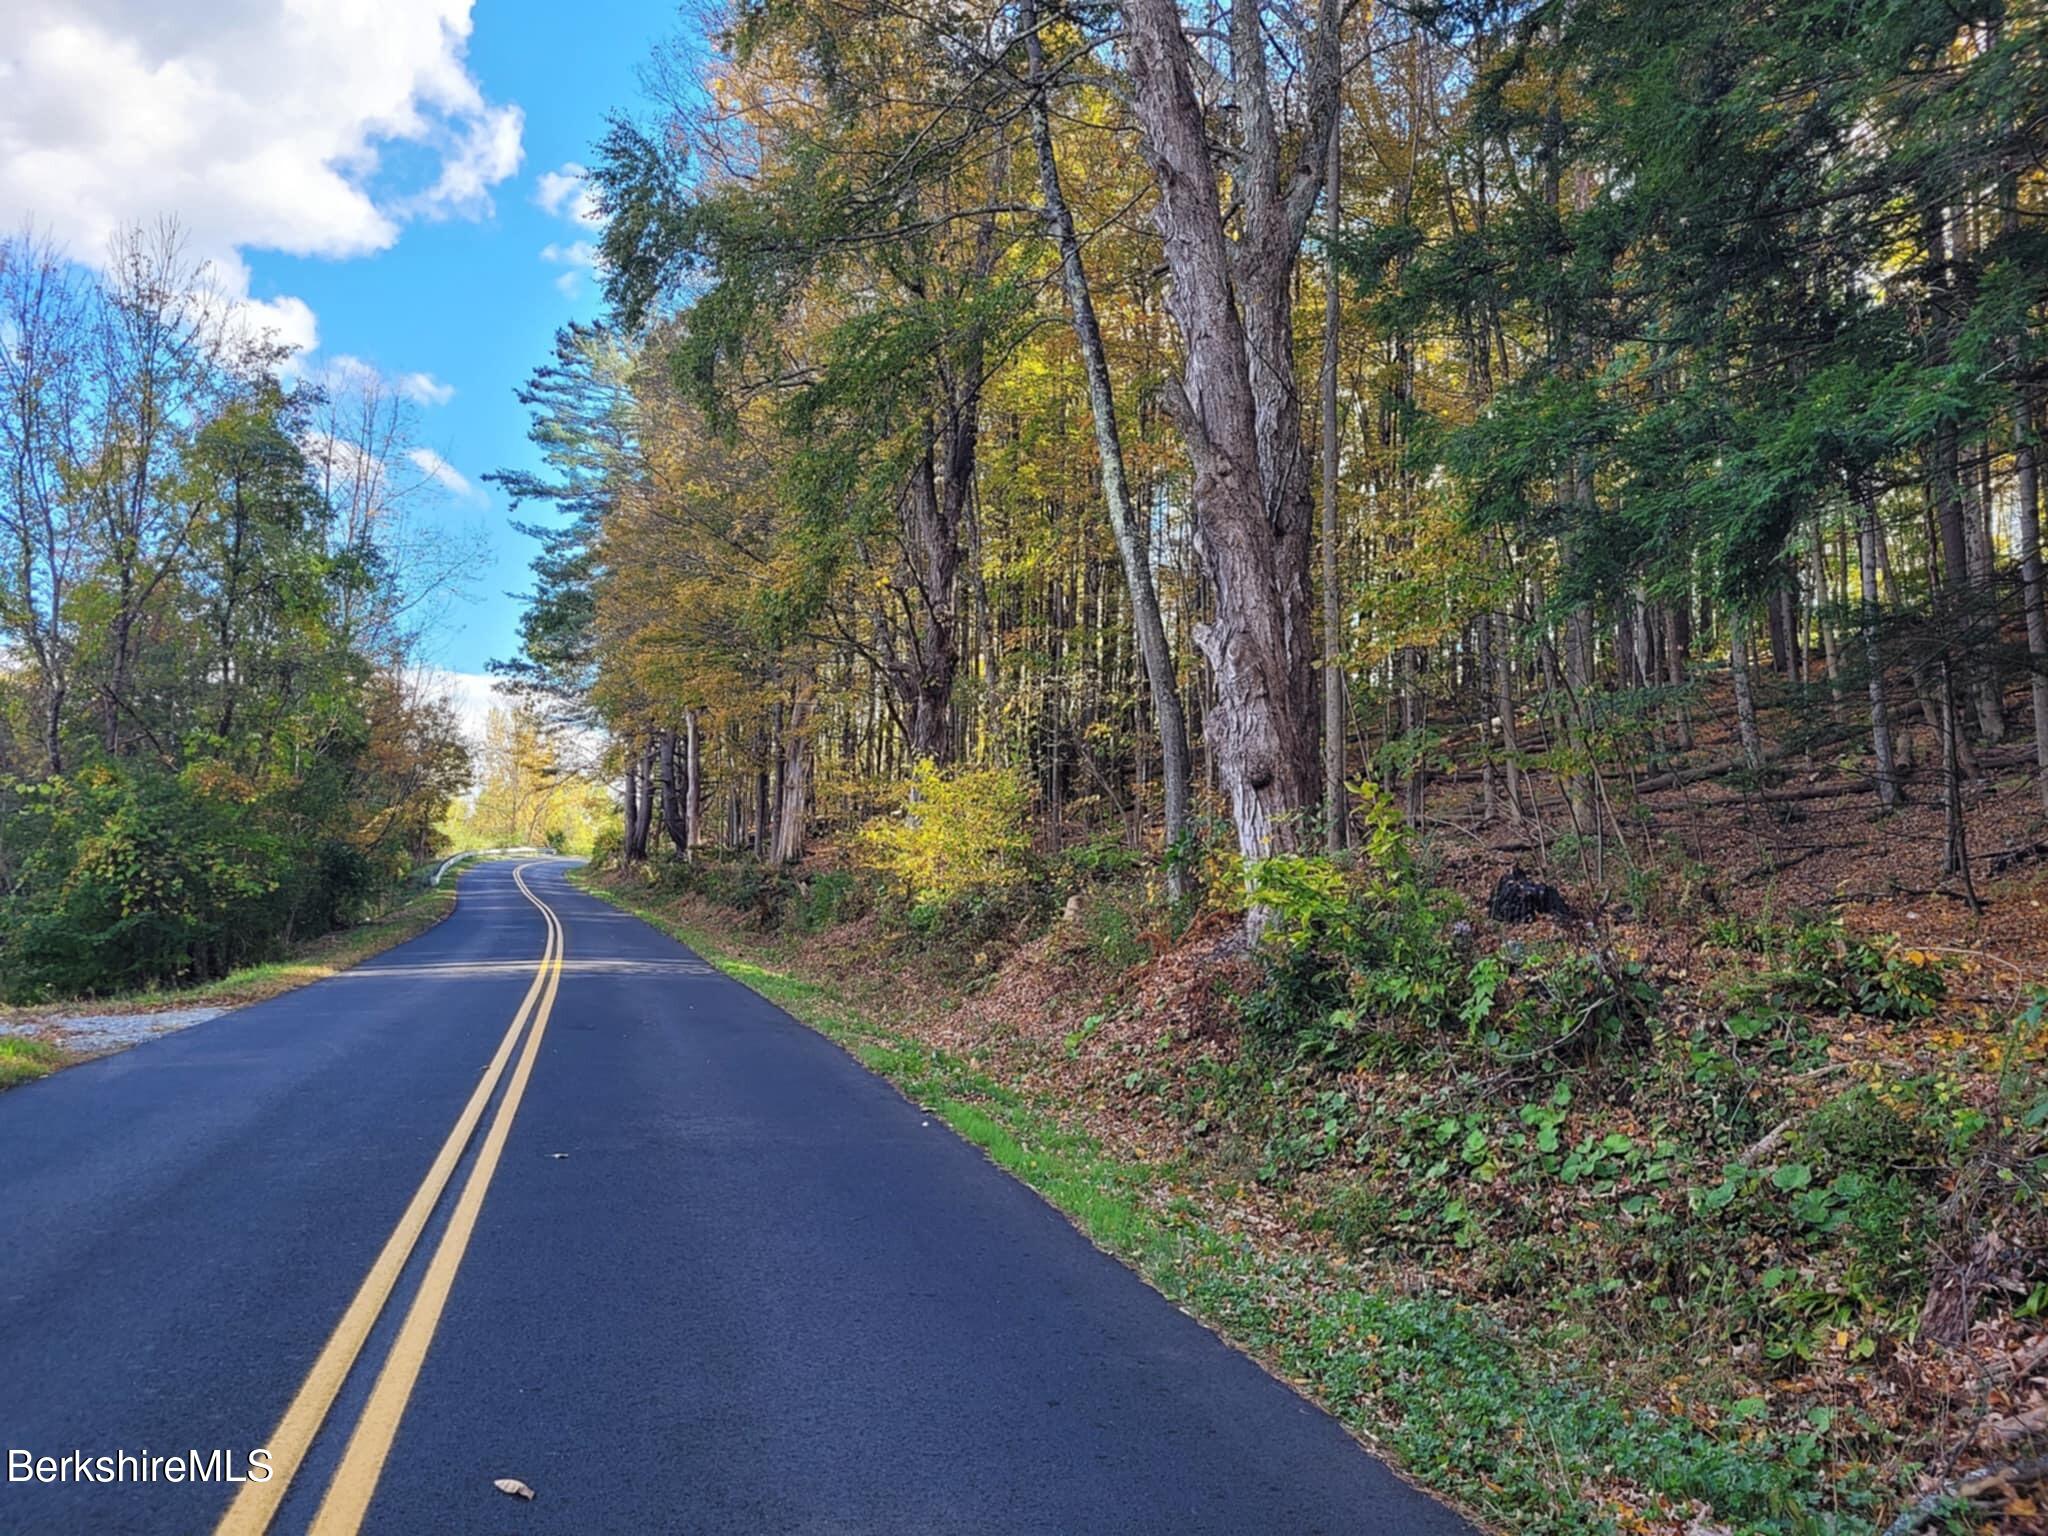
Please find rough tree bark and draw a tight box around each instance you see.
[660,728,690,858]
[621,747,648,862]
[1320,117,1348,852]
[2019,399,2048,816]
[773,686,814,865]
[1118,0,1344,863]
[1730,618,1763,771]
[1021,2,1193,897]
[684,709,702,854]
[1856,492,1902,809]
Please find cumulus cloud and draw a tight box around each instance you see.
[395,370,456,407]
[407,446,482,502]
[209,276,321,358]
[314,355,453,408]
[535,162,602,299]
[0,0,524,357]
[535,162,602,229]
[540,237,600,301]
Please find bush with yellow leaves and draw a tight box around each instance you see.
[857,760,1032,907]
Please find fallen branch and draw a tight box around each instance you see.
[1881,1454,2048,1536]
[1986,839,2048,876]
[1951,1336,2048,1404]
[1683,777,1876,809]
[1739,845,1834,882]
[1629,749,1791,794]
[1737,1118,1795,1167]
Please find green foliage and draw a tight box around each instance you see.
[1706,914,1948,1020]
[0,766,380,1001]
[795,869,860,932]
[1240,787,1483,1066]
[1078,891,1149,969]
[0,1038,68,1091]
[1052,832,1148,888]
[589,873,1909,1534]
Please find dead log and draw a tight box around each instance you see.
[1881,1454,2048,1536]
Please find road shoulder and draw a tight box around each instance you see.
[569,868,1513,1533]
[0,878,464,1087]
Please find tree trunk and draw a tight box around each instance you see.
[1857,494,1902,809]
[684,710,702,854]
[1926,208,2004,745]
[1494,610,1525,821]
[1731,618,1764,772]
[1939,658,1974,892]
[1809,517,1843,719]
[1118,0,1341,867]
[903,440,962,763]
[773,689,814,865]
[44,685,64,777]
[1320,118,1347,853]
[660,728,689,857]
[2016,395,2048,816]
[1663,603,1693,750]
[1021,6,1192,897]
[622,749,647,862]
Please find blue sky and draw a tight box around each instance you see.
[246,1,672,678]
[3,0,690,718]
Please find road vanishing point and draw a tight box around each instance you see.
[0,858,1476,1535]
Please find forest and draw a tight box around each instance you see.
[0,228,472,1000]
[498,0,2048,1528]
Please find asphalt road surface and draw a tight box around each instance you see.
[0,858,1476,1535]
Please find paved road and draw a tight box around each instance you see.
[0,859,1474,1535]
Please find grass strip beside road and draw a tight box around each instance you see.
[91,884,460,1013]
[574,870,1899,1536]
[0,1038,70,1089]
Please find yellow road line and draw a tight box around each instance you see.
[307,865,566,1535]
[215,863,562,1536]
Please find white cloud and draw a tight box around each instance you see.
[406,446,481,503]
[540,239,598,268]
[535,161,601,228]
[314,355,452,407]
[0,0,524,360]
[321,354,383,391]
[405,100,524,221]
[540,237,599,301]
[396,370,455,407]
[535,162,602,300]
[210,273,321,357]
[423,668,517,749]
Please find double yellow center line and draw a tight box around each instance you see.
[218,863,565,1536]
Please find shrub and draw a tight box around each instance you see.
[1,767,292,999]
[1708,912,1948,1021]
[1239,786,1471,1064]
[795,869,860,931]
[1080,892,1150,968]
[857,760,1032,906]
[1053,832,1147,888]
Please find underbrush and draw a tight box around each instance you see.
[0,764,410,1002]
[590,787,2047,1532]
